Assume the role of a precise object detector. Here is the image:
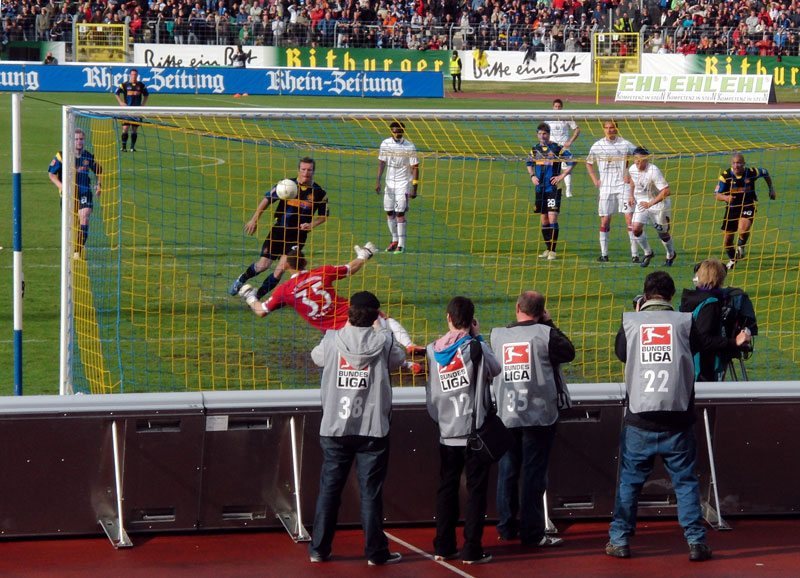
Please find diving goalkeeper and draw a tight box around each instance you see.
[238,244,425,373]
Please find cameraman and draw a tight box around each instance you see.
[679,258,752,381]
[608,271,712,562]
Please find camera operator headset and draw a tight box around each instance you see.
[678,258,752,382]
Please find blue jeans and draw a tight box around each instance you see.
[309,435,391,562]
[609,424,706,546]
[496,424,557,544]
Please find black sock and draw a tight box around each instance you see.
[256,273,279,299]
[131,133,138,148]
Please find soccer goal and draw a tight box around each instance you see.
[58,107,800,394]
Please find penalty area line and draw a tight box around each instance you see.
[385,531,476,577]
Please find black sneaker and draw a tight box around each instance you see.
[726,259,736,271]
[309,552,331,563]
[664,252,677,267]
[120,146,127,152]
[462,553,492,565]
[368,552,402,566]
[640,252,655,268]
[130,147,137,153]
[433,552,459,561]
[597,255,609,263]
[689,543,712,562]
[605,542,630,559]
[631,255,640,264]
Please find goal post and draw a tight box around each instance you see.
[59,106,800,394]
[74,23,128,63]
[593,32,640,104]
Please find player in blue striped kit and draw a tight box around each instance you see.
[48,128,102,257]
[526,123,575,261]
[115,68,149,152]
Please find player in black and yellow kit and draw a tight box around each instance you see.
[229,157,329,299]
[48,128,102,257]
[114,68,149,152]
[714,153,775,270]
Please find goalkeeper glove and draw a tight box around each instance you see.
[239,284,257,305]
[354,242,378,261]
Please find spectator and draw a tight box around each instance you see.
[679,259,752,382]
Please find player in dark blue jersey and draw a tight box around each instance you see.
[526,123,575,261]
[230,157,329,299]
[714,153,775,270]
[48,128,102,257]
[114,68,149,152]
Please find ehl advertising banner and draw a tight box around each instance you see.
[0,64,444,98]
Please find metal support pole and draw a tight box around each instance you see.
[277,416,311,542]
[99,420,133,547]
[702,408,731,531]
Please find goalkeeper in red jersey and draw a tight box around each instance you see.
[238,245,425,372]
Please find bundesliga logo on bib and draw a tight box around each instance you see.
[438,350,470,392]
[503,342,531,382]
[337,355,370,389]
[639,324,673,364]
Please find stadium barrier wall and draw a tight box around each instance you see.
[1,382,798,539]
[0,63,443,97]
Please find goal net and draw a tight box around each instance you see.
[60,107,800,394]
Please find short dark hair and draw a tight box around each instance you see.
[537,122,551,133]
[517,291,545,318]
[643,271,675,301]
[553,98,563,106]
[348,305,380,326]
[446,296,474,330]
[285,247,307,272]
[348,291,380,326]
[298,156,315,170]
[389,121,405,132]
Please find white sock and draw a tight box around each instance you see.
[662,236,674,256]
[384,316,412,348]
[397,221,407,248]
[636,232,652,254]
[600,230,609,256]
[564,172,572,194]
[387,217,398,242]
[628,228,638,257]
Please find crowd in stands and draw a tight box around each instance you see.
[3,0,800,57]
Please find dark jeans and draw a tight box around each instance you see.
[434,443,492,561]
[309,435,391,562]
[496,423,557,544]
[609,424,706,546]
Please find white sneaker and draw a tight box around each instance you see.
[539,250,551,259]
[726,260,736,271]
[547,251,557,260]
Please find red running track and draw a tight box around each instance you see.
[2,518,799,577]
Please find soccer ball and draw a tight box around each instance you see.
[275,179,298,200]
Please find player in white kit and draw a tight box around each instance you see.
[546,98,580,198]
[375,121,419,254]
[585,120,638,263]
[627,147,677,268]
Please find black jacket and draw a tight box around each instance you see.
[679,287,743,382]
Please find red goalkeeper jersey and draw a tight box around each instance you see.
[264,265,351,331]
